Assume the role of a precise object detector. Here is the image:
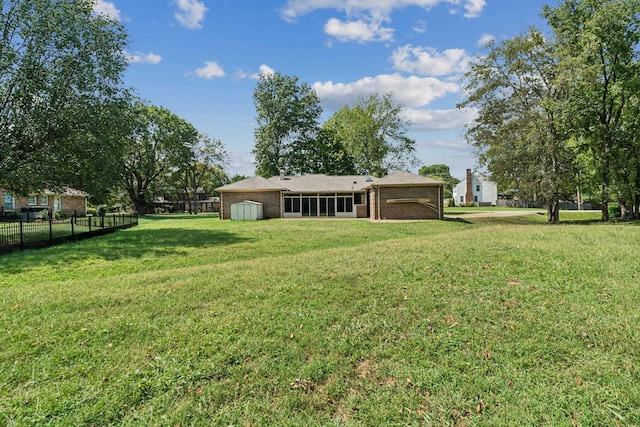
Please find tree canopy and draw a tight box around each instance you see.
[0,0,130,196]
[418,164,460,199]
[252,72,322,177]
[122,103,200,214]
[460,0,640,222]
[543,0,640,220]
[324,93,417,177]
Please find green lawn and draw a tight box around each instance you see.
[1,213,639,426]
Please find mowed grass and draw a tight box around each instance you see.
[1,213,639,426]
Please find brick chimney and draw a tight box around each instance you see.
[465,168,473,203]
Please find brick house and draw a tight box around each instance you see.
[1,188,88,220]
[216,171,444,220]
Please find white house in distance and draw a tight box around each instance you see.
[452,169,498,206]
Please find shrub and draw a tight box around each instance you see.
[4,211,23,221]
[608,204,621,218]
[39,209,51,220]
[460,201,477,207]
[447,198,456,207]
[54,211,67,219]
[96,205,108,216]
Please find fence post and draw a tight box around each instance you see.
[19,220,24,251]
[71,217,74,239]
[89,215,92,232]
[101,214,104,229]
[49,218,53,245]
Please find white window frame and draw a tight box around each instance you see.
[54,197,62,212]
[40,195,48,206]
[27,195,37,205]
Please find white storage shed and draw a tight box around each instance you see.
[230,200,263,221]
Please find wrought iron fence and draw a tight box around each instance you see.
[0,214,138,255]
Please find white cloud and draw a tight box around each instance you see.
[477,33,495,47]
[412,20,427,33]
[194,61,225,79]
[234,64,276,80]
[255,64,276,78]
[93,0,121,21]
[464,0,486,18]
[228,152,257,176]
[416,137,471,151]
[312,73,459,110]
[126,51,162,65]
[391,45,470,76]
[175,0,207,29]
[406,108,477,131]
[280,0,486,21]
[324,17,393,43]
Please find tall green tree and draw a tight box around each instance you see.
[615,96,640,218]
[173,135,227,214]
[0,0,130,195]
[252,72,322,177]
[418,164,459,198]
[122,103,197,214]
[459,29,576,223]
[324,93,417,177]
[287,127,356,175]
[543,0,640,221]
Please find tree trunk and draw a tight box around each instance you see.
[600,182,610,222]
[546,201,559,224]
[134,199,147,215]
[618,198,631,221]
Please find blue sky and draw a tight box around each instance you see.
[93,0,550,180]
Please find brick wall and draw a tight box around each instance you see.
[374,186,442,220]
[0,191,87,218]
[60,196,86,215]
[220,191,281,219]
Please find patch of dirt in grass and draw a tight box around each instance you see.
[355,359,373,379]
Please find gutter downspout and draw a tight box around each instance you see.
[438,185,442,220]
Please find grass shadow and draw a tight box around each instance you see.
[1,225,252,275]
[443,216,473,224]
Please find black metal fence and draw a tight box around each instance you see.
[0,214,138,255]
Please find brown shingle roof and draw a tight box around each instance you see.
[216,176,285,192]
[371,170,444,186]
[268,174,376,192]
[216,171,442,193]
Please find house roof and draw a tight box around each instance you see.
[38,188,88,197]
[268,174,376,192]
[216,176,285,192]
[216,171,443,193]
[372,170,444,186]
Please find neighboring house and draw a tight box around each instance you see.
[154,188,220,213]
[452,169,498,206]
[1,188,88,220]
[216,170,445,220]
